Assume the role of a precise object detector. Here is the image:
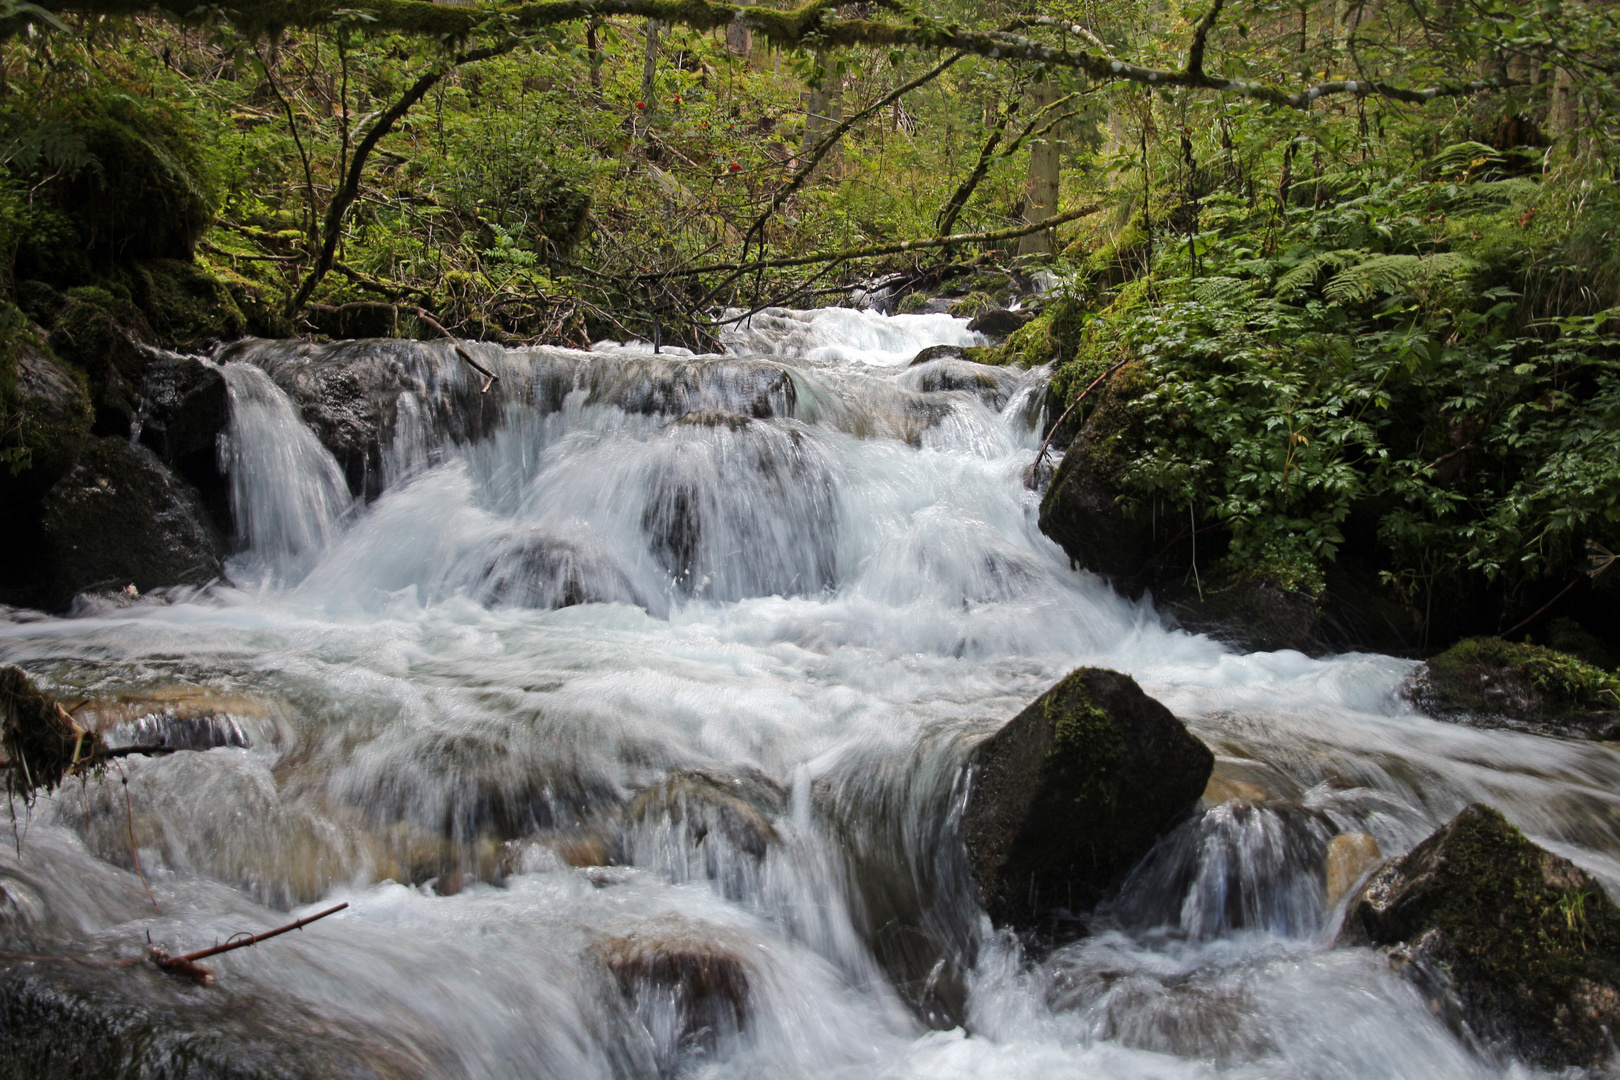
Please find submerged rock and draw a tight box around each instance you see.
[908,344,965,366]
[39,436,225,607]
[624,768,785,862]
[1406,637,1620,740]
[1339,803,1620,1069]
[961,667,1213,931]
[592,916,752,1064]
[1324,832,1381,908]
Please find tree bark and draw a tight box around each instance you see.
[802,49,843,168]
[641,18,660,110]
[1017,82,1063,257]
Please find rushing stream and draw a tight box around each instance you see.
[4,307,1619,1078]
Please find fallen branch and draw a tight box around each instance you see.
[150,901,350,986]
[1025,357,1129,488]
[642,203,1103,281]
[413,308,501,392]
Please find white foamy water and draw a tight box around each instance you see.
[3,307,1616,1078]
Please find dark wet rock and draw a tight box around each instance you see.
[126,259,247,349]
[304,301,418,341]
[477,534,648,611]
[135,352,231,532]
[1405,638,1620,740]
[47,288,153,437]
[1162,578,1323,655]
[0,667,107,800]
[593,916,751,1064]
[967,307,1032,339]
[0,957,423,1079]
[908,344,966,366]
[1037,367,1157,591]
[4,335,93,496]
[1339,803,1620,1070]
[672,409,753,431]
[583,357,796,420]
[962,668,1213,932]
[39,436,224,607]
[624,768,786,861]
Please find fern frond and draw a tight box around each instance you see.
[1274,249,1363,296]
[1323,252,1482,303]
[1193,276,1257,308]
[1433,141,1503,177]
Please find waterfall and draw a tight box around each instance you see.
[4,307,1617,1080]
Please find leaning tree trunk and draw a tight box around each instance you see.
[1017,82,1063,257]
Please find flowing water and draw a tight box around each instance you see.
[4,306,1619,1078]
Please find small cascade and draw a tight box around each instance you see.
[220,362,353,577]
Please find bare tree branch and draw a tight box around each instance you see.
[43,0,1520,109]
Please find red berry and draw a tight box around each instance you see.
[635,100,645,110]
[729,162,741,172]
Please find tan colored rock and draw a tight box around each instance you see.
[1324,832,1382,906]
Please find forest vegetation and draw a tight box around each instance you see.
[1,0,1617,657]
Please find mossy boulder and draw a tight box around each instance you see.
[960,667,1213,931]
[125,259,246,347]
[1,332,92,497]
[13,92,212,281]
[46,287,152,435]
[39,436,225,607]
[1406,637,1620,740]
[896,291,931,315]
[988,297,1086,369]
[1037,362,1158,589]
[965,307,1032,340]
[947,291,999,320]
[1339,804,1620,1069]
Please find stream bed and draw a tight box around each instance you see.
[3,307,1617,1079]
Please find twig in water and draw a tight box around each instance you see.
[414,308,500,392]
[150,902,349,986]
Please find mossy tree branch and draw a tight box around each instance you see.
[41,0,1519,109]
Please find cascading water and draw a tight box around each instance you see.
[4,306,1619,1078]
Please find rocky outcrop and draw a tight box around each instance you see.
[966,307,1032,339]
[38,436,225,606]
[4,336,93,498]
[623,768,786,862]
[1406,638,1620,740]
[1162,578,1323,655]
[134,352,232,532]
[961,667,1213,930]
[908,344,967,366]
[1339,804,1620,1069]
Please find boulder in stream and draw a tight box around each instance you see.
[1406,637,1620,740]
[592,916,752,1063]
[1339,803,1620,1069]
[38,436,225,607]
[961,667,1213,931]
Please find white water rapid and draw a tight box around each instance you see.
[4,307,1618,1079]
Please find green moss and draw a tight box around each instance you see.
[127,259,247,346]
[961,345,1005,366]
[1400,805,1620,1066]
[896,291,930,315]
[1041,669,1127,798]
[948,291,998,319]
[1429,637,1620,716]
[1000,296,1086,369]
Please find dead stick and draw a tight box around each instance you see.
[1025,358,1129,487]
[173,902,349,963]
[413,308,500,392]
[1500,576,1583,640]
[150,902,349,986]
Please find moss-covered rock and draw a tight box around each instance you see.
[960,667,1213,930]
[46,288,151,435]
[896,291,931,315]
[1037,361,1159,590]
[125,259,246,347]
[1407,637,1620,739]
[14,92,212,280]
[1339,804,1620,1069]
[39,436,225,607]
[1,331,92,497]
[947,291,999,320]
